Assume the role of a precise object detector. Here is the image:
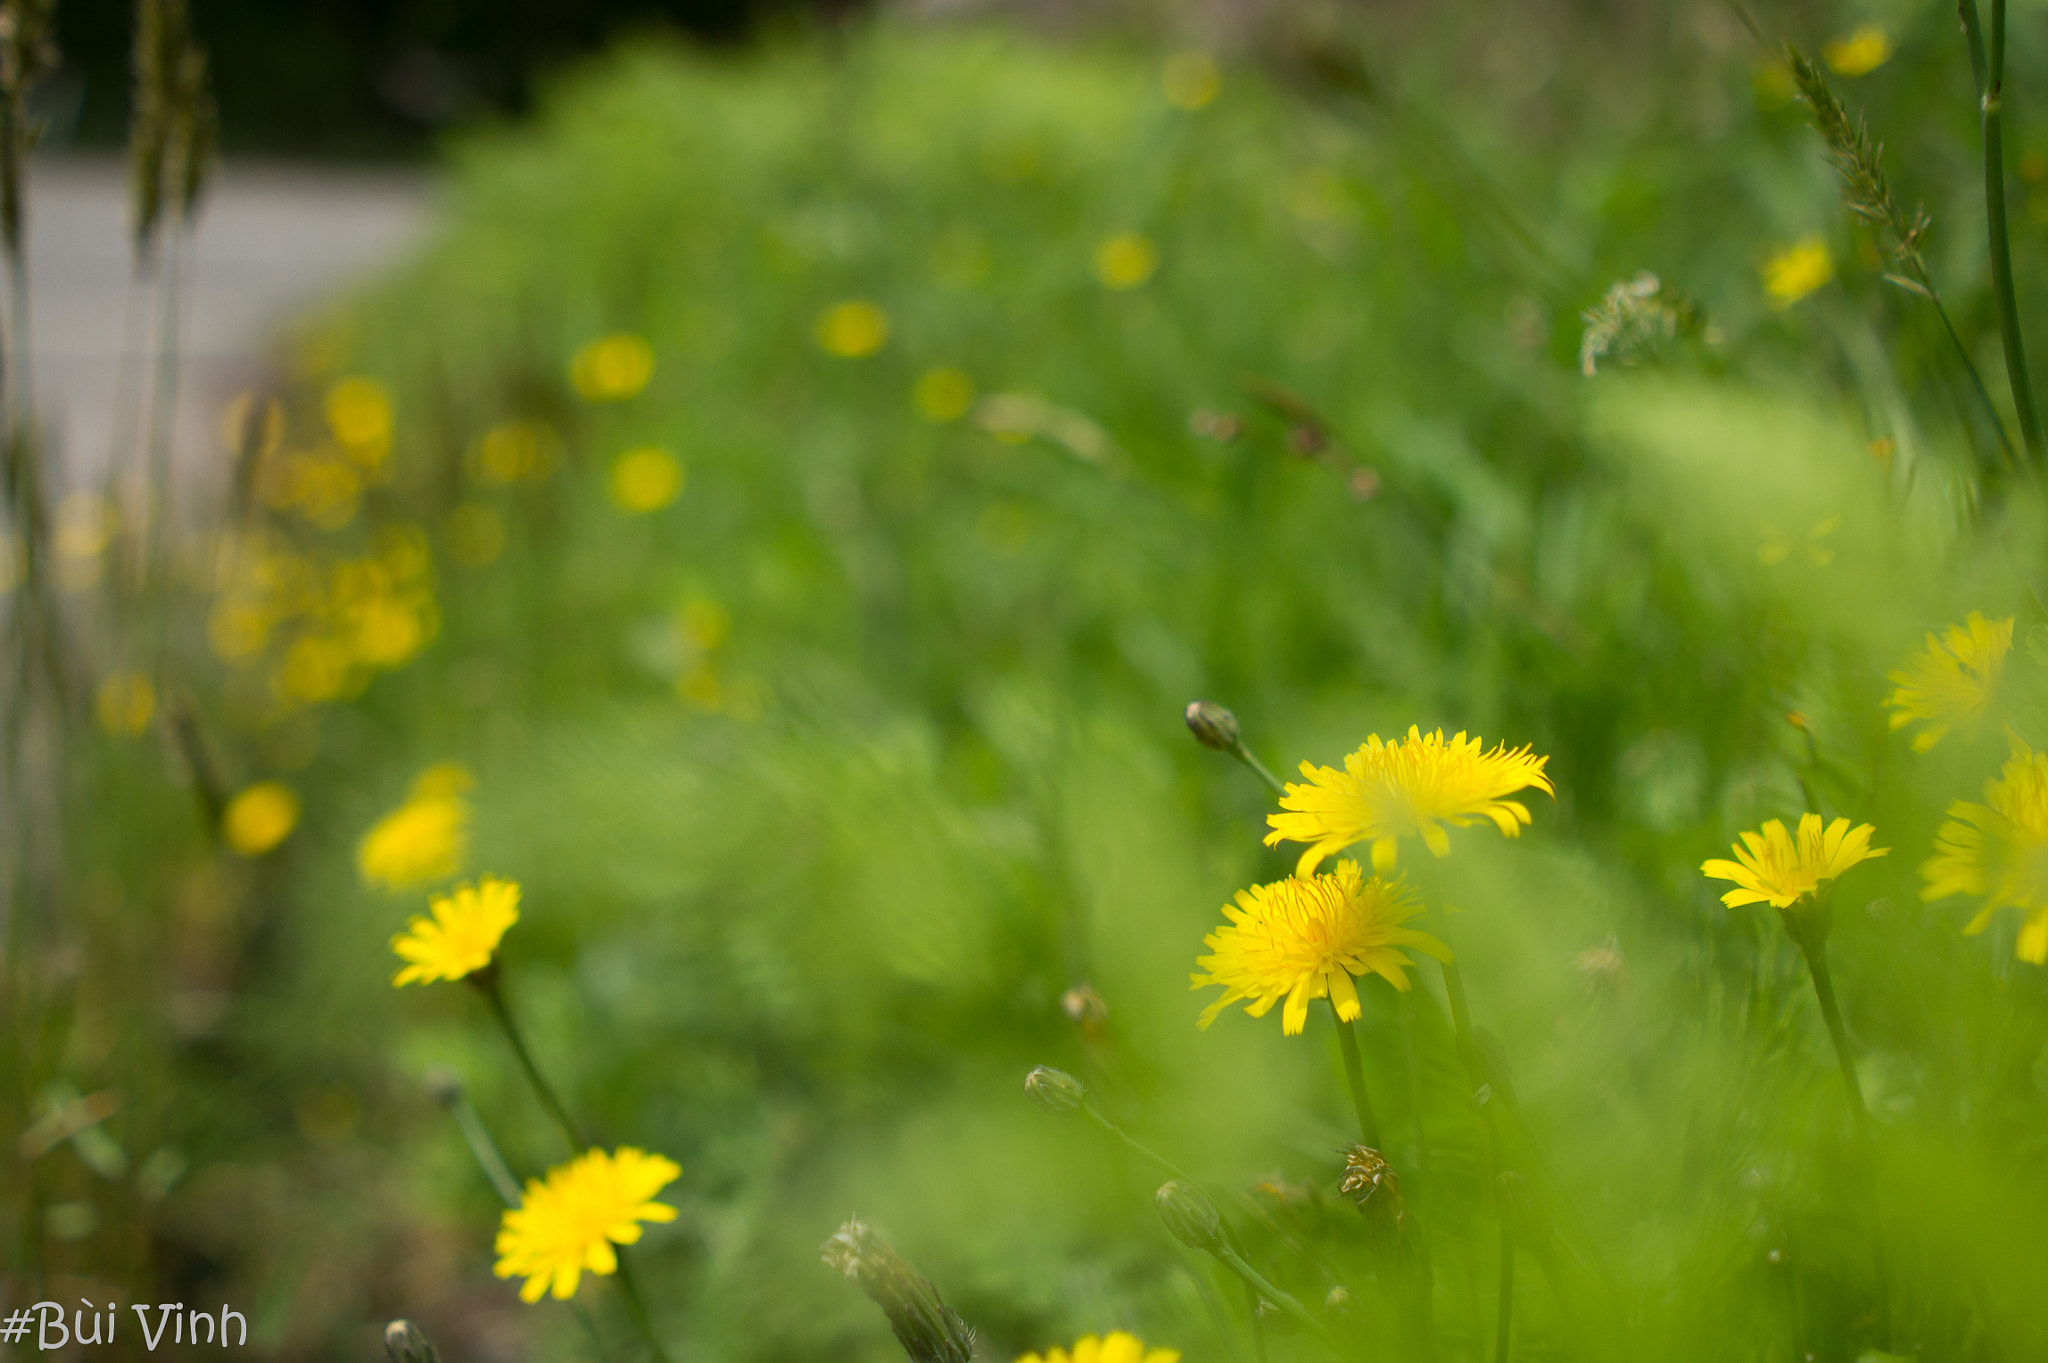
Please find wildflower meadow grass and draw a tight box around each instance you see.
[11,6,2048,1363]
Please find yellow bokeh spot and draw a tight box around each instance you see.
[445,502,507,568]
[1161,50,1221,110]
[914,368,976,422]
[815,300,891,358]
[1824,25,1893,78]
[677,661,723,710]
[1762,236,1833,307]
[279,634,351,704]
[679,596,730,651]
[209,600,271,661]
[326,376,394,464]
[609,447,685,513]
[223,781,300,857]
[1093,233,1158,290]
[472,420,559,484]
[54,491,116,560]
[96,671,156,736]
[412,762,475,800]
[570,334,655,401]
[1752,60,1794,109]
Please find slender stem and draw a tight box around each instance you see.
[1082,1103,1197,1185]
[1930,295,2020,469]
[1329,1000,1383,1149]
[1492,1219,1514,1363]
[1963,0,2045,463]
[612,1256,674,1363]
[1796,937,1868,1130]
[1212,1245,1341,1350]
[476,972,585,1154]
[1231,740,1286,796]
[1245,1281,1268,1363]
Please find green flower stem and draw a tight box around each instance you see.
[1492,1219,1514,1363]
[1962,0,2045,465]
[1440,960,1515,1363]
[1794,935,1869,1132]
[1211,1244,1341,1350]
[1081,1102,1198,1185]
[475,969,585,1154]
[1329,1000,1384,1150]
[1245,1282,1269,1363]
[1230,739,1286,796]
[612,1257,674,1363]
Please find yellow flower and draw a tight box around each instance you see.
[1824,25,1893,77]
[1702,813,1887,909]
[1922,744,2048,962]
[1191,862,1452,1036]
[223,781,300,857]
[391,876,520,985]
[1018,1334,1181,1363]
[608,447,685,513]
[1763,236,1833,307]
[96,670,156,736]
[570,334,655,401]
[815,300,890,358]
[358,766,473,891]
[1265,727,1555,876]
[913,367,976,422]
[327,376,394,465]
[1885,612,2014,752]
[1092,233,1157,290]
[494,1147,681,1302]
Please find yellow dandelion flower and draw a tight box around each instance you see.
[1885,612,2014,752]
[1191,862,1452,1036]
[391,876,520,986]
[494,1147,680,1302]
[223,781,300,857]
[1702,813,1887,909]
[570,334,655,401]
[1018,1333,1181,1363]
[608,447,685,513]
[1092,233,1158,290]
[815,300,890,358]
[1922,744,2048,962]
[1265,726,1555,876]
[1763,236,1833,307]
[358,769,471,891]
[96,670,156,736]
[1824,25,1893,78]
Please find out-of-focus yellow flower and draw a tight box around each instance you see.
[495,1147,680,1302]
[1703,813,1887,909]
[1192,861,1450,1035]
[326,376,394,468]
[815,300,890,358]
[96,671,156,736]
[914,367,976,422]
[348,595,427,667]
[1161,50,1221,110]
[1923,743,2048,961]
[55,491,116,560]
[279,634,351,703]
[1763,236,1833,307]
[359,765,472,891]
[445,502,507,568]
[1885,612,2014,752]
[608,447,685,513]
[1018,1334,1181,1363]
[472,420,559,484]
[1824,25,1893,77]
[223,781,300,857]
[1092,233,1158,290]
[391,876,520,986]
[1752,60,1795,109]
[679,596,730,651]
[1266,727,1555,876]
[570,334,655,401]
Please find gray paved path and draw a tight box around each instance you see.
[26,157,432,501]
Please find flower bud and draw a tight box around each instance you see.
[1023,1065,1085,1117]
[422,1069,464,1108]
[1323,1285,1353,1319]
[1339,1145,1413,1244]
[383,1321,440,1363]
[1154,1179,1225,1255]
[1183,701,1241,753]
[821,1219,975,1363]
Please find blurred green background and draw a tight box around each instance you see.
[14,2,2048,1362]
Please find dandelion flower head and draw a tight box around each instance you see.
[1191,861,1451,1036]
[1885,612,2014,752]
[1265,726,1554,876]
[1824,25,1893,77]
[391,876,520,986]
[1701,813,1887,909]
[1922,743,2048,962]
[1763,236,1833,307]
[495,1147,680,1302]
[223,781,300,857]
[358,763,473,891]
[1018,1334,1180,1363]
[570,334,655,401]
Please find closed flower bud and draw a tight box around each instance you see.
[383,1321,440,1363]
[1023,1065,1086,1116]
[821,1219,975,1363]
[1184,701,1241,752]
[1155,1179,1225,1254]
[422,1069,464,1108]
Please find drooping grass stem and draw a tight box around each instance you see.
[1329,1001,1383,1149]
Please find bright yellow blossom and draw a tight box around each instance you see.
[1092,233,1158,290]
[1763,236,1833,307]
[815,300,891,358]
[1885,612,2014,752]
[1192,861,1452,1036]
[570,334,655,401]
[223,781,300,857]
[608,447,686,513]
[494,1147,680,1302]
[1265,727,1554,876]
[391,876,520,986]
[1018,1334,1181,1363]
[1824,25,1893,77]
[358,765,473,890]
[1702,813,1887,909]
[1922,744,2048,962]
